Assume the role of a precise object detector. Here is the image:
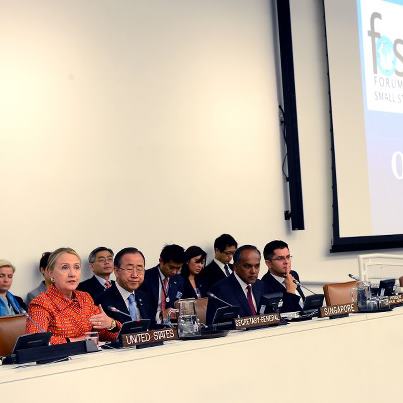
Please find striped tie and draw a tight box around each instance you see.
[128,294,138,320]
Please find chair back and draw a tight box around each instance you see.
[0,314,27,357]
[174,297,208,325]
[323,281,357,306]
[194,297,208,325]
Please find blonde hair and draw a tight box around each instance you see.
[0,259,15,272]
[47,248,81,272]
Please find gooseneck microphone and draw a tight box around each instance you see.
[348,273,360,281]
[19,308,47,333]
[293,279,316,295]
[107,306,132,319]
[207,292,234,307]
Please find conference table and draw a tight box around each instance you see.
[1,307,403,403]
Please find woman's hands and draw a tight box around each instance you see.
[89,305,114,329]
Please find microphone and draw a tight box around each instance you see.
[207,292,234,307]
[293,279,316,295]
[19,308,47,333]
[107,306,132,319]
[348,273,360,281]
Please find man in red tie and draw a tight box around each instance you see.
[206,245,265,324]
[78,247,115,300]
[140,244,185,324]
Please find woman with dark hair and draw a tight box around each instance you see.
[180,246,208,299]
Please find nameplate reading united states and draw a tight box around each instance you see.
[234,313,280,329]
[320,303,358,318]
[388,294,403,306]
[122,329,178,347]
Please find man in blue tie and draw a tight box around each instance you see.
[96,247,152,324]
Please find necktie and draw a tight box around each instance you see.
[224,264,231,276]
[246,285,256,315]
[128,294,138,320]
[104,280,112,289]
[160,277,169,312]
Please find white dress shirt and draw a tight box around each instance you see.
[214,258,231,277]
[94,274,111,288]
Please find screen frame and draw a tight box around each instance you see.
[323,0,403,252]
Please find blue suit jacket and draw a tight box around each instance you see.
[139,265,184,320]
[206,273,265,324]
[95,283,153,325]
[77,276,115,301]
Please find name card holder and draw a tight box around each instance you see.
[234,313,281,330]
[388,294,403,307]
[320,303,358,319]
[121,328,178,348]
[2,340,98,365]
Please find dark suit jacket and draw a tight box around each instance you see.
[139,265,185,320]
[15,296,27,313]
[200,260,233,291]
[206,273,265,324]
[261,270,305,313]
[95,283,153,324]
[77,276,115,301]
[181,275,208,299]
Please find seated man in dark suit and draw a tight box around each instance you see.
[77,247,115,300]
[96,247,152,324]
[140,244,185,324]
[261,240,305,313]
[206,245,265,324]
[201,233,238,291]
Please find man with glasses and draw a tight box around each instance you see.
[78,247,115,300]
[201,233,238,291]
[206,245,265,324]
[96,247,152,324]
[261,240,305,312]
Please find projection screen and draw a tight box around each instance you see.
[324,0,403,251]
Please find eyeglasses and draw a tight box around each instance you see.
[118,266,145,274]
[222,251,235,256]
[96,257,113,263]
[271,255,292,262]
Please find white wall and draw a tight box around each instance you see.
[1,0,401,298]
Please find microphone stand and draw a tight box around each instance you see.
[293,279,316,295]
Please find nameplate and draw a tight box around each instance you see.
[121,328,178,348]
[388,294,403,306]
[320,303,358,318]
[234,314,280,329]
